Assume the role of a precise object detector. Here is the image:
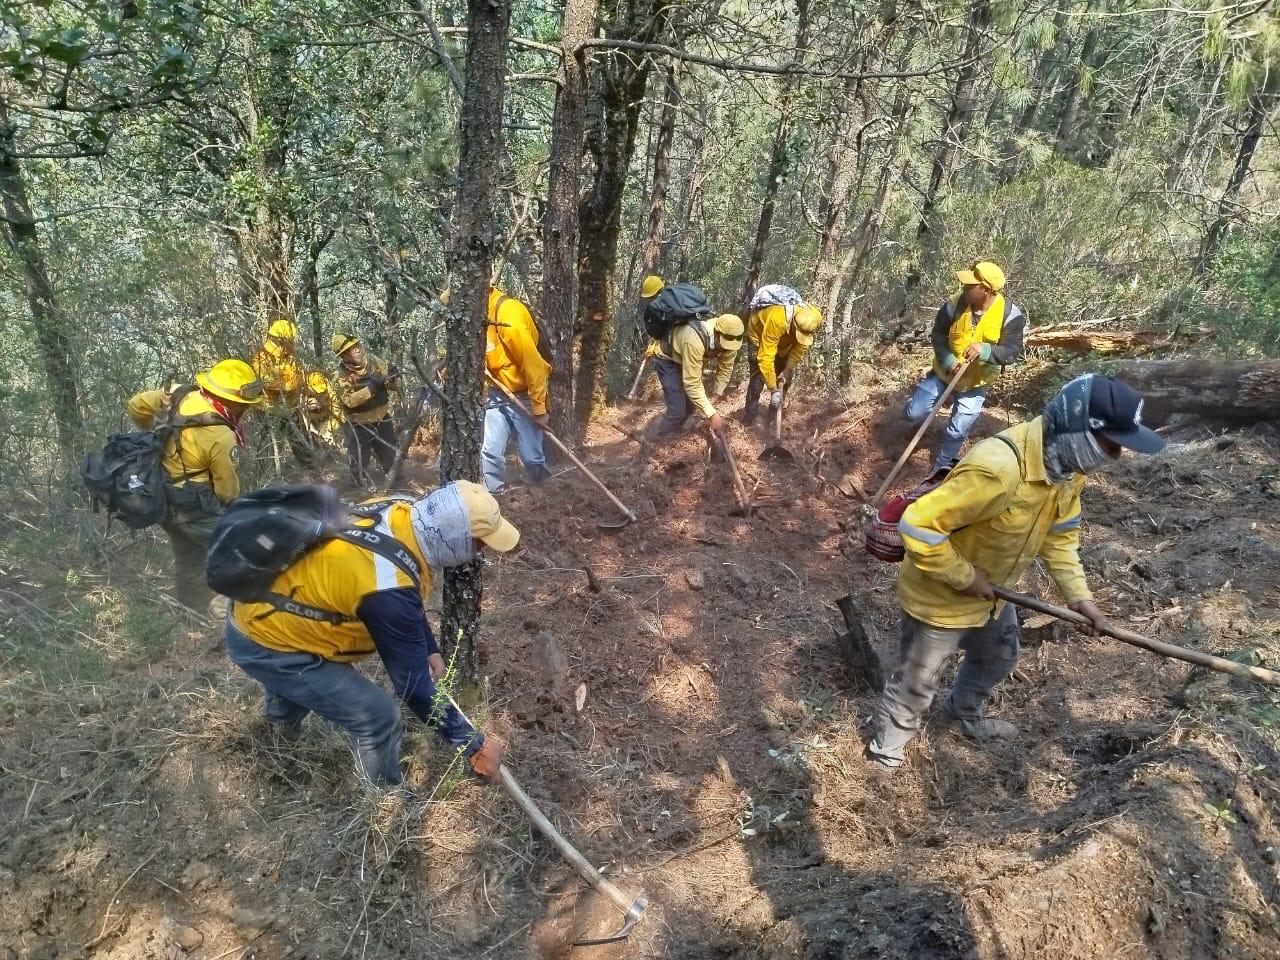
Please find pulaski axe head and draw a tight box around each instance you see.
[571,893,648,948]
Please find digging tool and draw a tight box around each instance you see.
[442,694,649,946]
[994,586,1280,688]
[715,429,752,516]
[868,356,974,508]
[484,372,638,529]
[759,387,795,462]
[625,356,651,402]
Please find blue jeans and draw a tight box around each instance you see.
[904,372,988,471]
[482,393,551,492]
[225,623,474,786]
[869,605,1020,764]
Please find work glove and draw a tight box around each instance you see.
[768,389,784,409]
[468,737,506,783]
[368,372,385,389]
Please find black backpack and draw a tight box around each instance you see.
[492,293,555,366]
[81,385,225,530]
[643,283,714,347]
[205,484,423,625]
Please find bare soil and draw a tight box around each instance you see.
[3,366,1279,960]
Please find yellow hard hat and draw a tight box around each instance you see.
[452,479,520,552]
[640,275,665,299]
[792,304,823,345]
[331,333,360,356]
[955,260,1006,292]
[714,313,745,349]
[196,359,265,404]
[268,318,299,341]
[306,371,329,395]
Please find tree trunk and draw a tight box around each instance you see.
[1196,88,1273,273]
[441,0,512,680]
[811,75,866,320]
[301,225,334,358]
[540,0,600,443]
[738,0,811,317]
[0,96,84,460]
[640,61,679,279]
[998,7,1069,183]
[1110,359,1280,425]
[675,98,711,277]
[573,0,666,430]
[1055,1,1105,157]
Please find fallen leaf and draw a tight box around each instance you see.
[574,683,587,712]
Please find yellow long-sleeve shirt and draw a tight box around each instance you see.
[127,388,242,504]
[336,357,396,424]
[896,417,1091,629]
[653,318,737,418]
[486,289,551,415]
[251,341,305,408]
[748,304,813,390]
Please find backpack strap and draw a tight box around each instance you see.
[662,316,711,359]
[251,523,424,626]
[993,434,1024,479]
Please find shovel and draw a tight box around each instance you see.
[484,372,638,529]
[994,586,1280,687]
[759,388,795,462]
[444,694,649,946]
[867,356,975,510]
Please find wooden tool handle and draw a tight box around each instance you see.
[994,586,1280,687]
[871,357,974,506]
[484,373,637,523]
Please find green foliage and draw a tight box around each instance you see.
[1198,226,1280,353]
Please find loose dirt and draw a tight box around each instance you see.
[2,365,1278,959]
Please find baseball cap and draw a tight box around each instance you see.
[791,304,823,345]
[955,260,1006,292]
[452,480,521,551]
[1089,376,1165,454]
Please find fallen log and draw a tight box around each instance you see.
[1027,329,1163,354]
[1108,358,1280,426]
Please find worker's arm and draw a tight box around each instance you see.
[898,463,1014,591]
[358,589,483,753]
[127,389,165,429]
[931,302,956,372]
[205,430,242,503]
[755,309,784,390]
[1037,477,1093,604]
[784,337,811,373]
[981,305,1027,366]
[498,309,551,415]
[678,332,715,417]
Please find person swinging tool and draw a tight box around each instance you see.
[867,374,1166,769]
[126,360,264,612]
[904,260,1027,478]
[220,480,516,787]
[251,317,314,464]
[647,312,745,439]
[742,284,823,426]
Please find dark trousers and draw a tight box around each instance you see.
[162,484,222,612]
[344,417,398,483]
[652,357,691,436]
[744,349,790,422]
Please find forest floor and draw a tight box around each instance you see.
[2,359,1280,960]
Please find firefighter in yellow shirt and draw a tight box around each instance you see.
[224,480,516,787]
[332,334,400,485]
[251,318,314,464]
[127,360,264,610]
[648,313,744,437]
[868,375,1165,769]
[742,284,823,425]
[483,287,552,493]
[299,371,343,450]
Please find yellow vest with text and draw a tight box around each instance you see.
[933,294,1007,390]
[231,501,431,662]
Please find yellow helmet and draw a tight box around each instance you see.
[306,372,330,395]
[640,275,665,299]
[196,359,265,404]
[714,313,745,350]
[792,304,823,345]
[331,333,360,356]
[268,318,299,341]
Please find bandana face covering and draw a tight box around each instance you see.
[409,484,478,569]
[1042,374,1109,482]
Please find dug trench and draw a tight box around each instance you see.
[2,369,1278,960]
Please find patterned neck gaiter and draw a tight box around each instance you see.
[1042,374,1108,482]
[409,484,477,570]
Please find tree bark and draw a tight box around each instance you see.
[640,61,679,279]
[301,225,334,358]
[1055,1,1106,157]
[738,0,811,317]
[1110,359,1280,425]
[998,7,1069,183]
[539,0,600,443]
[0,95,84,460]
[573,0,666,430]
[441,0,512,680]
[1197,87,1274,273]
